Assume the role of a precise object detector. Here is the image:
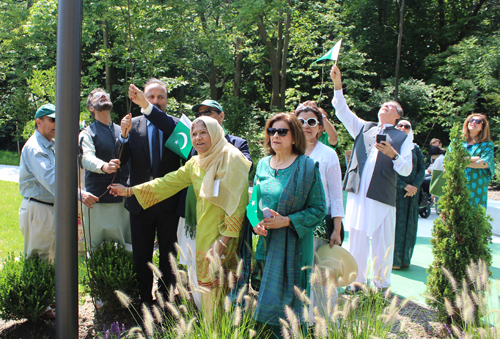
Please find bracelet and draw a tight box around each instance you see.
[218,238,228,248]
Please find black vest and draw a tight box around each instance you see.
[343,123,408,207]
[84,121,129,203]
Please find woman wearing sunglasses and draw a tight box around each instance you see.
[297,100,339,149]
[108,117,251,321]
[462,113,495,209]
[295,105,344,317]
[251,113,326,337]
[393,120,426,270]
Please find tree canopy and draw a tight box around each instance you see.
[0,0,498,175]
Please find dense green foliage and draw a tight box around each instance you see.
[82,241,140,312]
[425,125,493,324]
[0,253,55,322]
[0,0,498,173]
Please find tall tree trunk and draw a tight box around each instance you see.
[279,8,291,109]
[437,0,446,52]
[394,0,405,101]
[234,37,243,99]
[103,20,112,96]
[257,15,280,110]
[210,60,218,100]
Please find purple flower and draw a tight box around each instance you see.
[443,324,452,337]
[105,330,109,339]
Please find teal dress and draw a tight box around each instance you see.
[252,155,326,329]
[393,145,425,267]
[464,141,495,209]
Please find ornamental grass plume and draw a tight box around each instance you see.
[155,290,165,308]
[152,304,163,324]
[141,303,154,338]
[147,262,163,280]
[174,243,186,263]
[234,305,242,326]
[284,305,300,338]
[165,302,180,319]
[114,290,132,308]
[128,326,145,339]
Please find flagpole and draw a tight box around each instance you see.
[318,46,325,105]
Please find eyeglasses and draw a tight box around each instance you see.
[396,124,411,130]
[468,118,483,125]
[298,117,319,128]
[195,109,220,118]
[267,128,290,137]
[92,92,110,101]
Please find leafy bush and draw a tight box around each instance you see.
[82,242,139,311]
[0,253,55,322]
[425,125,493,324]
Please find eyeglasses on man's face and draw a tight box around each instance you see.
[298,117,319,128]
[195,109,220,118]
[267,127,290,137]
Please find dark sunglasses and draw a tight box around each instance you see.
[396,124,410,129]
[468,118,483,124]
[267,127,290,137]
[298,117,319,128]
[195,109,220,118]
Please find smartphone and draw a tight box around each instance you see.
[262,207,274,219]
[376,134,387,144]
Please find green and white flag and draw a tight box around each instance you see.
[312,39,342,64]
[165,114,192,160]
[246,183,263,227]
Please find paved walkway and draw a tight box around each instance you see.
[0,164,20,183]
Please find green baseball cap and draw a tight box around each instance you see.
[35,104,56,119]
[191,100,223,113]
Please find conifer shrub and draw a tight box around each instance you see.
[0,253,55,322]
[83,242,139,311]
[425,125,493,324]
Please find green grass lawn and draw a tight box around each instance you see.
[0,180,23,259]
[0,150,20,166]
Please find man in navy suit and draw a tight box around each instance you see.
[120,78,181,304]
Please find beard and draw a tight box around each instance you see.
[93,101,113,112]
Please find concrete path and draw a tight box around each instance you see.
[0,164,19,183]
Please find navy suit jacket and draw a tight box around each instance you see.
[120,106,182,215]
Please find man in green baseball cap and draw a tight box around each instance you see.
[18,103,57,261]
[191,99,225,126]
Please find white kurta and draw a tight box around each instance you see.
[332,90,413,237]
[332,90,413,287]
[309,141,344,218]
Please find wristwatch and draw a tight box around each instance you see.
[391,153,399,161]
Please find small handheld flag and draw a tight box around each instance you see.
[165,114,193,160]
[312,39,342,65]
[246,183,263,227]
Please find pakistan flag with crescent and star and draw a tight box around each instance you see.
[246,182,263,227]
[165,114,193,159]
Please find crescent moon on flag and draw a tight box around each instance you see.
[258,199,263,212]
[178,132,188,149]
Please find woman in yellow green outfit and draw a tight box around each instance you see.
[109,116,251,319]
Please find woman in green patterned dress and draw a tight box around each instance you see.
[462,113,495,209]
